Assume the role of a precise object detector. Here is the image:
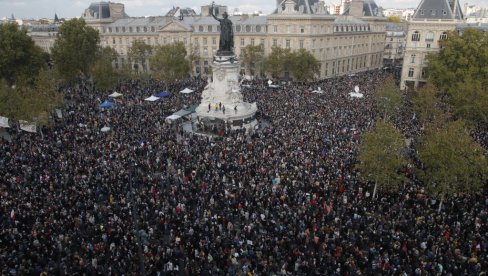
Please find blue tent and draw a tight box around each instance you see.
[99,100,114,108]
[157,91,170,98]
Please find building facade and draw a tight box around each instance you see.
[383,22,406,66]
[400,0,464,90]
[83,0,386,79]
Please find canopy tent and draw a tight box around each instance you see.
[108,92,123,98]
[144,96,160,102]
[99,100,114,108]
[184,104,198,113]
[180,88,194,94]
[101,126,111,132]
[173,109,192,117]
[165,114,181,123]
[156,91,170,98]
[0,116,9,128]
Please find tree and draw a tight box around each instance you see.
[374,76,403,120]
[427,28,488,124]
[150,42,190,83]
[0,70,62,124]
[417,120,488,212]
[264,46,292,79]
[187,45,200,77]
[356,120,407,199]
[0,22,46,84]
[289,48,320,81]
[386,16,401,23]
[240,44,265,78]
[91,47,119,90]
[412,82,444,127]
[51,18,100,83]
[128,40,153,73]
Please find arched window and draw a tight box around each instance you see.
[208,25,212,32]
[151,26,155,32]
[256,25,261,32]
[412,31,420,41]
[410,54,416,63]
[236,25,241,32]
[143,27,147,32]
[440,32,448,40]
[199,25,204,32]
[246,25,251,32]
[425,32,434,42]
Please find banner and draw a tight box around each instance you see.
[55,109,63,119]
[19,120,37,133]
[0,116,9,128]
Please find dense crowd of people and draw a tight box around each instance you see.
[1,70,487,275]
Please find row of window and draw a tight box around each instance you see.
[334,25,370,33]
[418,9,448,16]
[105,26,157,33]
[196,24,264,33]
[411,31,448,41]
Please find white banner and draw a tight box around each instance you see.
[0,116,9,128]
[19,120,37,133]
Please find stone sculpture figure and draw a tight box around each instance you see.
[211,2,234,55]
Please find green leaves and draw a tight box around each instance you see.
[373,76,402,121]
[91,47,119,90]
[356,120,407,195]
[128,40,153,73]
[0,22,46,84]
[264,46,319,81]
[51,18,100,83]
[240,44,265,77]
[150,42,190,84]
[427,28,488,124]
[417,120,488,199]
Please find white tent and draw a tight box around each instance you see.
[165,114,181,123]
[180,88,194,94]
[0,116,9,128]
[101,126,111,132]
[19,120,37,133]
[144,95,160,102]
[108,92,123,98]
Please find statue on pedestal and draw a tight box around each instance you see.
[211,2,234,56]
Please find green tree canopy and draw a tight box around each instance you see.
[0,69,62,124]
[150,42,190,83]
[0,22,46,84]
[91,47,119,90]
[51,18,100,83]
[374,75,403,120]
[412,82,444,126]
[356,120,407,199]
[128,40,153,73]
[264,46,293,79]
[427,28,488,124]
[240,44,265,77]
[289,48,320,81]
[417,120,488,210]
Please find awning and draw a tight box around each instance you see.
[144,96,160,102]
[180,88,194,94]
[108,92,123,98]
[173,109,192,117]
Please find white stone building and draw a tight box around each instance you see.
[400,0,464,90]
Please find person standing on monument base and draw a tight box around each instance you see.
[211,2,234,54]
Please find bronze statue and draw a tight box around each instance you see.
[211,2,234,55]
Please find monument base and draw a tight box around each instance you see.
[196,54,257,131]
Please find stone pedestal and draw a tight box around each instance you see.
[195,55,258,130]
